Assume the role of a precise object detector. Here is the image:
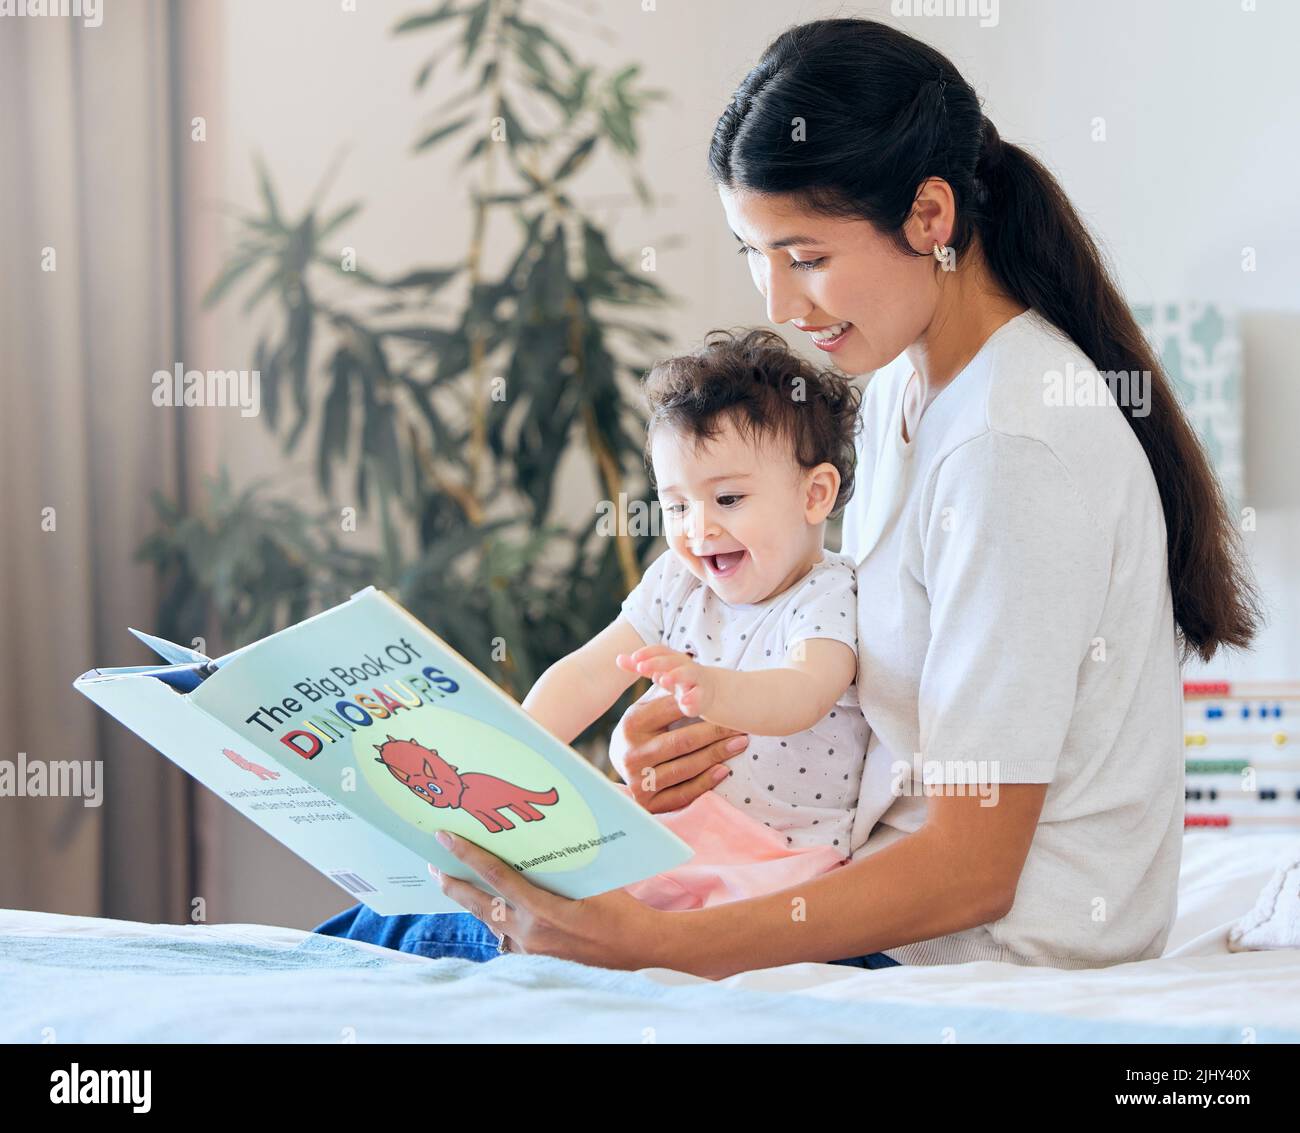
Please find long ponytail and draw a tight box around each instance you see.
[709,18,1260,662]
[975,124,1260,660]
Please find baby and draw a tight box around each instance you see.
[522,327,868,910]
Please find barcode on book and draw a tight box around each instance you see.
[329,870,377,895]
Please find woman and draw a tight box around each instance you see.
[315,18,1259,978]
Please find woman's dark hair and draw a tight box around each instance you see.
[642,327,862,521]
[708,17,1260,662]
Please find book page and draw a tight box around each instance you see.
[186,589,692,900]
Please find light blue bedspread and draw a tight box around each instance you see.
[1,930,1292,1043]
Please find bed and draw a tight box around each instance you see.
[3,831,1297,1043]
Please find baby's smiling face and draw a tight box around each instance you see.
[651,413,840,607]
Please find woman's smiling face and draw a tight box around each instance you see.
[719,185,936,377]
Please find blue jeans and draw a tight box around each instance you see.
[312,904,902,969]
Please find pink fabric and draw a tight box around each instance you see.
[617,785,847,911]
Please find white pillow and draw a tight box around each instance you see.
[1227,852,1300,952]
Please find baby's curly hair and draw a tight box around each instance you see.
[641,328,862,519]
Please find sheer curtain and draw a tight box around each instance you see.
[0,1,213,920]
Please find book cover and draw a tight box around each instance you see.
[73,587,693,914]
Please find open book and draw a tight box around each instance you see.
[73,587,692,914]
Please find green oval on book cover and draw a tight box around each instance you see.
[354,702,598,872]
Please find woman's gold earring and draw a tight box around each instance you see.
[932,242,956,272]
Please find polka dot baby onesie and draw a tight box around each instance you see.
[617,547,871,865]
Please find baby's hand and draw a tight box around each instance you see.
[615,644,720,719]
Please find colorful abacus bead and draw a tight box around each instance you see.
[1184,681,1231,696]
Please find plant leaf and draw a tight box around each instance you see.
[387,267,460,291]
[414,113,475,153]
[252,154,283,228]
[460,0,490,64]
[318,348,354,494]
[202,253,262,308]
[317,201,363,242]
[413,56,438,89]
[393,1,460,35]
[552,135,597,182]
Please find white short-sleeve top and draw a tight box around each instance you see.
[841,308,1184,969]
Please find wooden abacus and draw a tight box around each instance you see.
[1182,680,1300,832]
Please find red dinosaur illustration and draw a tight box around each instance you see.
[223,748,280,781]
[372,735,559,834]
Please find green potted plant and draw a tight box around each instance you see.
[140,0,676,759]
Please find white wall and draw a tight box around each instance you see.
[190,0,1300,927]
